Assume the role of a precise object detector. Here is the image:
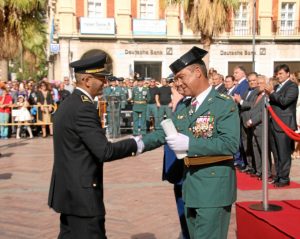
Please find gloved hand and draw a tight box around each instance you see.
[165,133,189,152]
[133,136,145,155]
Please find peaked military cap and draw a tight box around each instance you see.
[166,73,174,83]
[136,76,145,81]
[169,47,208,74]
[118,77,124,81]
[69,53,111,76]
[108,76,118,81]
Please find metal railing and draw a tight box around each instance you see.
[272,20,300,36]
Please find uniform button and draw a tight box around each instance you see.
[194,155,198,157]
[189,128,192,131]
[92,183,97,187]
[132,152,135,156]
[211,172,216,176]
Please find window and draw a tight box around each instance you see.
[280,2,296,35]
[234,2,249,35]
[140,0,156,19]
[88,0,104,18]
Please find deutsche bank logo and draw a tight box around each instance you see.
[50,43,60,54]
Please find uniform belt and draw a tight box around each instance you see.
[134,101,147,104]
[184,155,233,167]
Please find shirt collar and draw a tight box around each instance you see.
[76,87,94,102]
[238,78,247,85]
[195,86,212,108]
[279,78,290,88]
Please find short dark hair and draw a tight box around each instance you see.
[188,61,208,78]
[225,75,235,81]
[248,72,258,77]
[274,64,290,74]
[234,65,247,74]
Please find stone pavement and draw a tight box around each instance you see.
[0,136,300,239]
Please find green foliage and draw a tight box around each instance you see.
[0,0,47,79]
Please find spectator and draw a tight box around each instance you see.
[14,95,33,139]
[224,75,236,96]
[0,86,13,139]
[157,78,172,122]
[58,82,71,105]
[63,76,74,93]
[36,81,54,138]
[212,73,227,94]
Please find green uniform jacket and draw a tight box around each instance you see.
[143,89,240,208]
[132,86,149,111]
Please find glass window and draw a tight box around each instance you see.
[140,0,156,19]
[234,2,250,36]
[280,2,295,35]
[87,0,104,18]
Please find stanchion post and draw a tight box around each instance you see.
[250,96,282,211]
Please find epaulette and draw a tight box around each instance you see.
[81,95,93,103]
[217,93,231,100]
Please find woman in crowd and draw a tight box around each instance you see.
[14,95,33,139]
[0,85,13,139]
[36,81,54,138]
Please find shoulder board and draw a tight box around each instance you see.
[217,93,231,100]
[81,95,93,103]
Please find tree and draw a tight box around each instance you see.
[162,0,239,65]
[0,0,47,81]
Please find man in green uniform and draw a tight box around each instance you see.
[136,47,240,239]
[103,76,122,137]
[132,77,149,135]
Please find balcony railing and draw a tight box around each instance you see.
[273,20,300,36]
[227,20,258,36]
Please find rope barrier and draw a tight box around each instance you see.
[266,103,300,141]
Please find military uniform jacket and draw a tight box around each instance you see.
[103,86,124,111]
[132,86,149,111]
[48,89,137,217]
[143,89,240,208]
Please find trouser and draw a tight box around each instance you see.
[158,105,172,124]
[0,112,9,138]
[269,122,294,182]
[146,104,159,129]
[185,205,232,239]
[58,214,107,239]
[133,109,146,135]
[174,184,190,239]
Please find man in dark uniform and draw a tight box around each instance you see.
[48,54,139,239]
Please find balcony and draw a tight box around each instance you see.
[272,20,300,36]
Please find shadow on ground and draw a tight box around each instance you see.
[131,233,157,239]
[0,173,12,180]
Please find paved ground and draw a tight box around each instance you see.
[0,135,300,239]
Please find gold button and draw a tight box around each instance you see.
[211,172,216,176]
[92,183,97,187]
[132,152,135,156]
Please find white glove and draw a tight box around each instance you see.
[165,133,189,152]
[133,136,145,155]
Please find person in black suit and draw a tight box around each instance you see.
[234,72,258,174]
[48,54,140,239]
[212,73,227,94]
[265,64,299,187]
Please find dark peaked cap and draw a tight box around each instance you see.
[69,53,111,76]
[169,47,208,74]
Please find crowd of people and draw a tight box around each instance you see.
[0,77,74,139]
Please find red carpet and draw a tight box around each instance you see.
[283,200,300,210]
[236,170,300,190]
[236,201,300,239]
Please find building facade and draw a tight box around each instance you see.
[48,0,300,81]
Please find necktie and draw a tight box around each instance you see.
[276,84,282,93]
[190,98,198,115]
[254,93,263,105]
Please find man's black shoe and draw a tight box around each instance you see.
[274,181,290,187]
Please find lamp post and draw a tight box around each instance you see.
[252,0,256,72]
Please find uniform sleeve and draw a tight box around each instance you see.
[188,100,240,156]
[75,103,137,162]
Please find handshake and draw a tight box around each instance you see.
[133,119,189,159]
